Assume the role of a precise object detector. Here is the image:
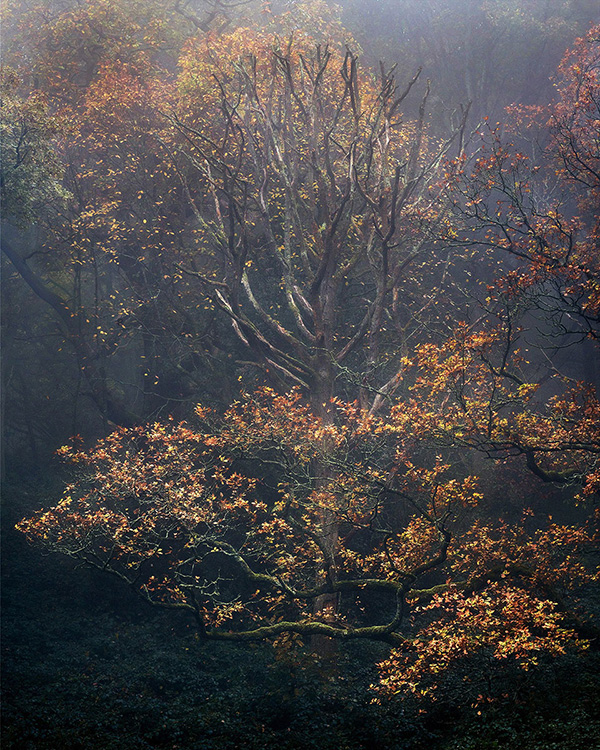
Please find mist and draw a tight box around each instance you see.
[2,2,599,748]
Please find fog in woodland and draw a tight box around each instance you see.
[2,2,599,748]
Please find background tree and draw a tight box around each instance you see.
[1,0,254,448]
[448,23,600,399]
[338,0,599,130]
[171,28,468,416]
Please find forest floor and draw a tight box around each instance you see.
[2,477,600,750]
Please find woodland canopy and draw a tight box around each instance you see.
[2,1,599,746]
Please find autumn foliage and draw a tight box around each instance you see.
[17,386,599,698]
[5,0,600,708]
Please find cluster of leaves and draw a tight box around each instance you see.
[403,324,600,498]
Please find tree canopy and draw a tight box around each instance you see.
[4,0,599,714]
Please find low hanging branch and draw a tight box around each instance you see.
[17,388,597,697]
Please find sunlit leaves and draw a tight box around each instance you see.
[377,583,582,700]
[17,384,597,699]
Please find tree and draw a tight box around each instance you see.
[454,24,600,351]
[0,0,248,434]
[0,66,141,426]
[165,27,472,626]
[0,66,121,449]
[17,386,598,699]
[171,28,468,415]
[13,9,600,705]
